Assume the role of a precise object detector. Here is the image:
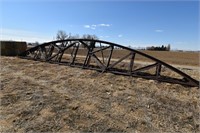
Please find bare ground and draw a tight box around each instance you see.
[0,56,199,132]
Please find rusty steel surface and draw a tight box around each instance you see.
[19,39,199,87]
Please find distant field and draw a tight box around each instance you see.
[68,49,199,67]
[136,50,199,66]
[27,46,199,66]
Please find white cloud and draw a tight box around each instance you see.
[84,24,96,30]
[91,24,97,27]
[155,29,164,32]
[91,27,96,30]
[84,25,90,28]
[98,24,111,27]
[118,34,123,37]
[91,25,96,30]
[83,23,111,30]
[1,28,52,43]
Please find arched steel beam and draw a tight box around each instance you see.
[19,39,199,87]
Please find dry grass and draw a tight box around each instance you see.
[68,49,200,66]
[0,56,199,132]
[137,50,199,66]
[27,46,199,66]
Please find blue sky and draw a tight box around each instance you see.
[1,0,199,50]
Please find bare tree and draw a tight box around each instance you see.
[82,34,98,40]
[167,44,171,51]
[55,31,99,48]
[81,34,99,48]
[56,30,69,41]
[56,30,72,47]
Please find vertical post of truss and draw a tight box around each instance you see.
[71,43,80,65]
[106,45,114,68]
[129,52,136,74]
[156,63,162,77]
[34,46,42,59]
[99,43,105,64]
[58,50,64,63]
[83,41,95,67]
[46,44,54,60]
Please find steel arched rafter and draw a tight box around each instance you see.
[19,39,199,87]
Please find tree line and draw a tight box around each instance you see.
[56,30,99,48]
[28,30,171,51]
[27,30,98,46]
[146,44,171,51]
[56,30,98,41]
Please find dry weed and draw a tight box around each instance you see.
[0,56,199,132]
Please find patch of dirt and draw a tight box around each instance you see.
[0,56,199,132]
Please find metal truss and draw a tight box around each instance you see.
[19,39,199,87]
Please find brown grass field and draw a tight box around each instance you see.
[133,50,199,66]
[54,48,200,67]
[28,46,200,66]
[0,50,199,132]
